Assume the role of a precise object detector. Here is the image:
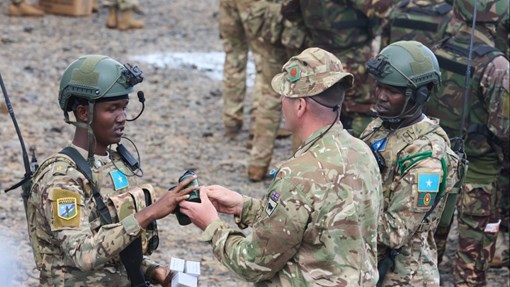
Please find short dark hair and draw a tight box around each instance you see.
[310,80,347,108]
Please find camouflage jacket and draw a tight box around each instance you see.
[361,116,460,286]
[27,145,160,286]
[200,123,383,286]
[381,0,453,48]
[426,26,510,184]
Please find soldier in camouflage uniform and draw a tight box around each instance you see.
[381,0,455,48]
[423,1,510,285]
[361,41,461,286]
[7,0,44,16]
[27,55,195,286]
[220,0,264,139]
[281,0,395,137]
[181,48,383,286]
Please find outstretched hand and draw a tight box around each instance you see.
[202,185,243,216]
[179,187,219,230]
[135,175,197,229]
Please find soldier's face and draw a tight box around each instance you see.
[281,96,299,132]
[374,83,407,117]
[91,98,129,149]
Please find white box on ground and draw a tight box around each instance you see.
[169,257,185,273]
[171,272,198,287]
[184,260,201,277]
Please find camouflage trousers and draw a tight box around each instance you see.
[248,41,293,169]
[220,0,264,131]
[453,182,500,286]
[333,44,376,137]
[103,0,139,10]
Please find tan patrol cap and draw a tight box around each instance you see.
[271,47,354,98]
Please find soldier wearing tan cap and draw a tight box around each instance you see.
[181,48,383,286]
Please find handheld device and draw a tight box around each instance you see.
[175,170,201,225]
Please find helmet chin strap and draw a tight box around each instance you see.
[378,90,422,124]
[63,101,97,167]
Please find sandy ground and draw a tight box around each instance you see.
[0,0,508,286]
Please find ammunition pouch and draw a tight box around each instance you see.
[108,184,159,255]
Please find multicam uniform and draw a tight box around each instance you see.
[425,24,510,286]
[220,0,264,132]
[361,117,460,286]
[201,123,382,286]
[27,145,161,286]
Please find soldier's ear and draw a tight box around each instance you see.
[296,97,307,118]
[74,105,89,122]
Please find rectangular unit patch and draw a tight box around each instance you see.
[52,188,81,229]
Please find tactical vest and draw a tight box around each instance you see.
[388,0,452,46]
[299,0,374,51]
[426,31,505,160]
[27,149,158,280]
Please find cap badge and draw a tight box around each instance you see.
[287,65,300,82]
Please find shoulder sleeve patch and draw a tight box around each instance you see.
[416,173,440,208]
[51,188,81,229]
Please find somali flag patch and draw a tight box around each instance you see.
[110,169,129,190]
[372,138,387,151]
[418,173,440,192]
[57,197,78,220]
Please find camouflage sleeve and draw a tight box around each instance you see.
[204,177,311,282]
[482,55,510,153]
[378,147,444,249]
[42,171,142,271]
[142,257,163,284]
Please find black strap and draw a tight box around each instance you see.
[59,147,148,287]
[60,147,113,224]
[393,18,438,32]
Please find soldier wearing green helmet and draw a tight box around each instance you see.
[26,55,196,286]
[360,40,461,286]
[424,0,509,285]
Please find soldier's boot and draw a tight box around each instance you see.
[248,165,268,182]
[106,7,117,29]
[92,0,99,13]
[117,9,144,30]
[8,2,45,17]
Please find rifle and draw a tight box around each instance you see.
[1,72,37,221]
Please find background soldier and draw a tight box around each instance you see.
[424,0,510,285]
[380,0,455,48]
[7,0,44,16]
[361,40,460,286]
[181,48,383,286]
[219,0,264,140]
[27,55,195,285]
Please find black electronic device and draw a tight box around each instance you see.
[174,170,201,226]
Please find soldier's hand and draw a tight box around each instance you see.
[179,188,219,230]
[203,185,243,216]
[151,266,173,286]
[135,176,196,228]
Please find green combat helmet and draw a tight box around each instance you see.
[454,0,509,23]
[58,55,143,164]
[366,40,441,122]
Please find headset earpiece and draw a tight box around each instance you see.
[413,86,429,105]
